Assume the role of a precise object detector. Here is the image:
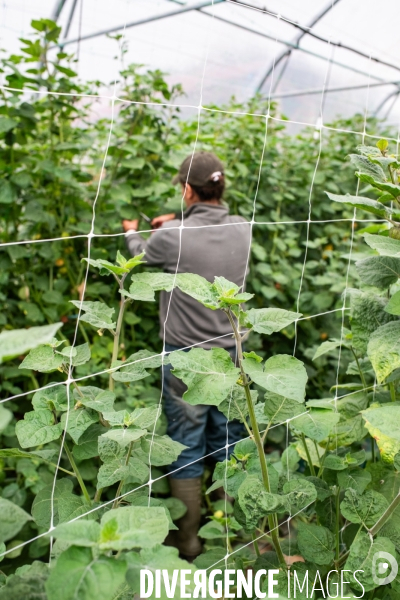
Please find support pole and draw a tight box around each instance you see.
[59,0,224,47]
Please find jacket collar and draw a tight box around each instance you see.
[183,202,229,221]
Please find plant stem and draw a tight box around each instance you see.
[64,443,91,504]
[112,441,134,508]
[109,294,127,392]
[371,436,376,463]
[389,381,396,402]
[252,532,261,557]
[301,433,316,477]
[368,491,400,536]
[335,486,341,561]
[226,309,286,569]
[351,347,367,392]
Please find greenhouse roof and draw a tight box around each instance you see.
[2,0,400,127]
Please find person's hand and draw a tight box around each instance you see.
[122,219,139,232]
[151,213,176,229]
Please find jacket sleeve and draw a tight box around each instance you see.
[125,229,166,266]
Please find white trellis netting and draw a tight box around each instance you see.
[0,0,397,567]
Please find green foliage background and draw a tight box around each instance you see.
[1,21,390,405]
[2,21,400,600]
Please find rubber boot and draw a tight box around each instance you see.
[169,477,203,561]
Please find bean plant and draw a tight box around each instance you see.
[1,19,396,407]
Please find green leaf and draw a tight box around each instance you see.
[306,477,331,501]
[385,290,400,315]
[170,347,239,406]
[0,404,12,432]
[97,456,149,489]
[326,192,389,218]
[218,385,258,422]
[141,434,186,466]
[376,138,389,152]
[356,172,400,198]
[344,534,397,592]
[0,498,33,543]
[175,273,219,309]
[126,545,197,600]
[60,343,91,366]
[32,479,73,528]
[291,409,340,442]
[356,256,400,289]
[45,546,126,600]
[84,252,146,276]
[60,409,98,444]
[244,308,301,335]
[0,323,63,363]
[33,386,68,411]
[282,479,318,514]
[350,290,397,355]
[362,405,400,463]
[51,520,101,547]
[244,354,307,403]
[0,561,49,598]
[0,180,16,204]
[198,520,228,539]
[295,438,324,467]
[237,475,283,529]
[123,491,179,530]
[210,276,254,306]
[367,321,400,383]
[337,468,372,494]
[15,409,63,448]
[112,349,167,383]
[74,386,115,412]
[264,392,306,424]
[0,116,18,133]
[364,233,400,257]
[69,301,116,330]
[58,494,92,524]
[19,345,64,372]
[323,454,348,470]
[100,427,147,448]
[99,506,169,550]
[121,281,155,302]
[297,522,335,565]
[349,153,386,182]
[131,272,176,292]
[73,424,107,461]
[394,453,400,471]
[312,339,347,360]
[340,488,388,527]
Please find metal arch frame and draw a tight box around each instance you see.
[255,0,342,94]
[198,11,392,86]
[57,0,224,47]
[51,0,400,103]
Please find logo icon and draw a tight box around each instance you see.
[372,551,398,586]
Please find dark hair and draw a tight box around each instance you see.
[189,178,225,201]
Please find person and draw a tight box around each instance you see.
[122,151,251,560]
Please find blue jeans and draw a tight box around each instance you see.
[163,344,244,480]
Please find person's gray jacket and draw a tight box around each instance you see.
[125,203,251,349]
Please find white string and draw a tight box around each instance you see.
[0,83,398,141]
[0,308,353,407]
[146,0,216,504]
[0,217,388,249]
[0,408,310,560]
[334,58,373,439]
[293,38,335,357]
[47,14,128,552]
[0,4,394,569]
